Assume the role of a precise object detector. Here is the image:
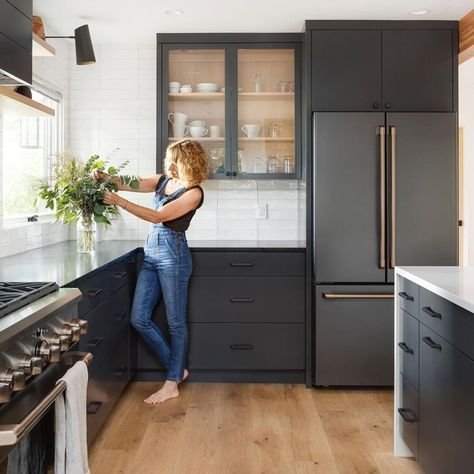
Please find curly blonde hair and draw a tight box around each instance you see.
[165,139,208,187]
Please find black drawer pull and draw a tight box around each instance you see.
[230,344,254,351]
[422,336,442,351]
[112,271,127,279]
[230,263,254,267]
[398,292,414,301]
[87,401,103,415]
[422,306,442,319]
[230,298,254,303]
[398,408,418,423]
[87,288,103,297]
[114,365,128,377]
[398,342,414,355]
[87,337,103,348]
[113,313,127,321]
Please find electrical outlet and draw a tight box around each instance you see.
[257,203,267,220]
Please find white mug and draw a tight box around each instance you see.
[190,120,205,127]
[173,123,190,138]
[180,86,192,93]
[168,112,188,124]
[241,124,261,138]
[210,125,221,138]
[190,126,208,138]
[169,81,180,88]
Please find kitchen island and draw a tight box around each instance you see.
[394,266,474,474]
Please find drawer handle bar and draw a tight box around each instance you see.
[398,292,414,301]
[422,336,442,351]
[87,337,103,348]
[230,298,254,303]
[398,408,418,423]
[113,313,127,321]
[230,344,254,351]
[322,293,393,300]
[398,342,414,355]
[422,306,442,319]
[230,263,254,267]
[0,352,93,446]
[87,400,103,415]
[112,271,127,279]
[87,289,103,297]
[114,366,128,377]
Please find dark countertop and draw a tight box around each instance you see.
[0,240,305,287]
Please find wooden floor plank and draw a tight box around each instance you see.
[89,383,421,474]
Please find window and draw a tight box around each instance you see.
[2,84,62,218]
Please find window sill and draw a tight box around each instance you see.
[1,214,57,229]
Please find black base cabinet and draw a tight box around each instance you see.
[135,249,306,383]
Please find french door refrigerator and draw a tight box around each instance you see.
[313,112,457,386]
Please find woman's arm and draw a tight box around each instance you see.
[103,188,202,224]
[92,171,161,193]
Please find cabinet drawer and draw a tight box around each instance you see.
[74,272,108,317]
[188,323,304,370]
[188,276,304,323]
[399,373,419,460]
[420,288,474,361]
[398,278,419,319]
[105,259,132,294]
[398,309,419,389]
[79,285,131,362]
[191,251,305,276]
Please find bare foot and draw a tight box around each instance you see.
[179,369,189,384]
[144,380,179,405]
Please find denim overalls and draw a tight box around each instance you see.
[130,177,193,382]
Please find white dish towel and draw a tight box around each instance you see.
[54,360,90,474]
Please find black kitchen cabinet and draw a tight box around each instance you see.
[136,249,306,382]
[315,285,394,386]
[311,29,382,111]
[309,22,457,112]
[157,34,302,179]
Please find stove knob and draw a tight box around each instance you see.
[49,344,61,363]
[0,383,11,403]
[35,340,61,363]
[51,334,70,352]
[19,355,42,375]
[69,318,88,335]
[0,368,25,391]
[63,324,81,342]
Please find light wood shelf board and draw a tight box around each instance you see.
[32,33,56,57]
[0,86,55,117]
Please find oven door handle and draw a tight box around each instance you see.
[0,352,93,446]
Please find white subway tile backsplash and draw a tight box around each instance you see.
[218,199,257,210]
[218,229,258,240]
[258,190,298,200]
[218,189,258,200]
[219,219,258,231]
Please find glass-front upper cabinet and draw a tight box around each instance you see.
[234,47,297,178]
[159,39,300,179]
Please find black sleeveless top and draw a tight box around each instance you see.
[154,175,204,232]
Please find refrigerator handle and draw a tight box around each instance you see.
[378,126,386,269]
[390,126,397,268]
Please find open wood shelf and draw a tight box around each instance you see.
[168,137,294,142]
[168,92,224,100]
[32,33,56,57]
[238,92,295,100]
[0,86,55,117]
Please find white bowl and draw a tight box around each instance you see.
[196,82,219,92]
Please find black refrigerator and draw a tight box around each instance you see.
[312,112,457,386]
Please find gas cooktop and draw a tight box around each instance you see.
[0,282,59,320]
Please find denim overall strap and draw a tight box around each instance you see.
[156,175,170,193]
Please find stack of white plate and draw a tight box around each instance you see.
[196,83,219,92]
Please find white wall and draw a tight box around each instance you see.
[68,44,306,243]
[0,36,71,258]
[459,58,474,265]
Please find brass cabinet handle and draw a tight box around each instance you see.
[390,126,397,268]
[322,293,394,300]
[378,126,386,269]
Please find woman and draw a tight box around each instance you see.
[93,139,207,404]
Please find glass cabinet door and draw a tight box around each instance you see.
[234,47,297,178]
[165,47,228,178]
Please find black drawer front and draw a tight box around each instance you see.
[6,0,32,18]
[399,309,419,389]
[0,1,31,51]
[79,285,131,362]
[75,272,108,317]
[191,252,305,276]
[419,288,474,360]
[398,278,419,319]
[106,259,132,294]
[188,276,304,323]
[188,323,304,370]
[399,373,419,460]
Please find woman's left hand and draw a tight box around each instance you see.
[103,190,123,206]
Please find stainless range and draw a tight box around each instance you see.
[0,281,90,467]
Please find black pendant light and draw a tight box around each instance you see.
[45,24,96,65]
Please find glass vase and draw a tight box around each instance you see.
[77,214,96,254]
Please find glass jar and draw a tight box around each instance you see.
[253,156,266,173]
[77,214,96,254]
[268,123,280,138]
[283,156,295,174]
[254,74,262,93]
[267,155,279,173]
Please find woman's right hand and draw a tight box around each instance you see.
[91,170,109,181]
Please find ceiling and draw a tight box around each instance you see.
[33,0,472,44]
